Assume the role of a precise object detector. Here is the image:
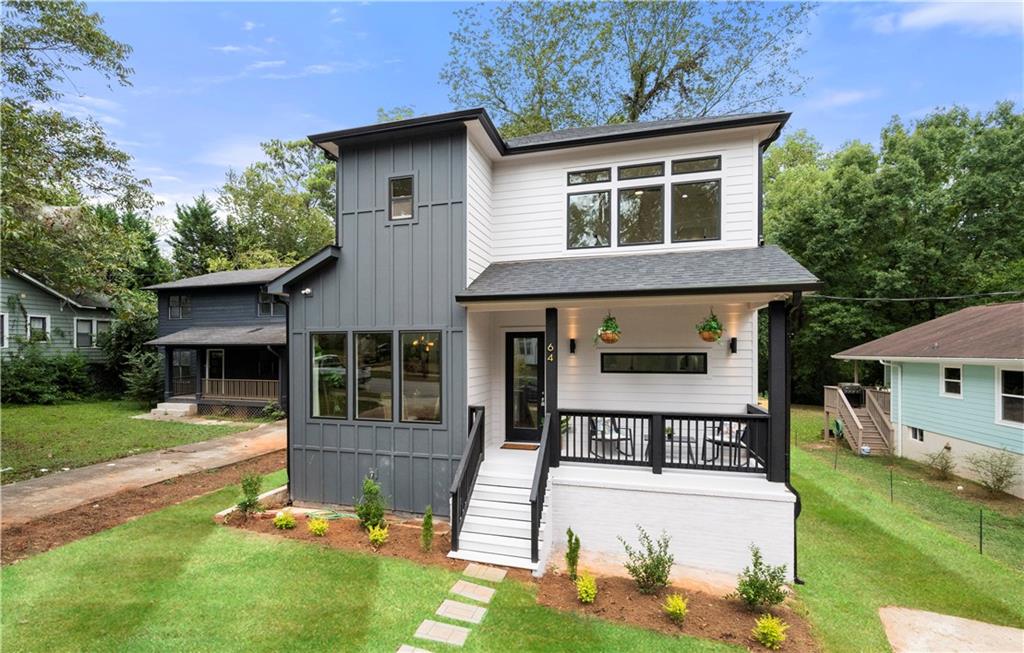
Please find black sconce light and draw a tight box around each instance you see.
[569,338,577,355]
[729,337,738,354]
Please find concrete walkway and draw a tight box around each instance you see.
[880,606,1024,653]
[1,421,285,527]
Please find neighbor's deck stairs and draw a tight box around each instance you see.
[448,453,551,572]
[852,407,891,455]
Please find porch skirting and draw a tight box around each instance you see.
[547,464,796,580]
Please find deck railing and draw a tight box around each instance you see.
[202,378,279,400]
[824,385,864,450]
[171,376,196,396]
[449,406,485,552]
[865,388,893,451]
[529,413,554,563]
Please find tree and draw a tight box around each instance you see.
[94,205,172,288]
[441,1,814,137]
[377,105,416,123]
[169,195,233,277]
[99,289,158,383]
[763,103,1024,403]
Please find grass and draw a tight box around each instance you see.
[1,400,251,484]
[791,406,1024,652]
[0,469,738,653]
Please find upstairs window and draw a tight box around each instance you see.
[567,190,611,249]
[168,295,191,320]
[27,315,49,341]
[672,180,721,242]
[618,185,664,246]
[567,168,611,185]
[941,365,962,397]
[999,369,1023,425]
[672,156,721,174]
[258,292,283,317]
[618,162,664,180]
[389,175,414,221]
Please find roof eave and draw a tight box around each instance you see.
[455,280,822,303]
[833,354,1024,365]
[267,245,340,295]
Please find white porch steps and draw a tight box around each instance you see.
[449,452,549,572]
[150,402,197,418]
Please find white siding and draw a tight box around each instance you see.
[489,127,762,262]
[465,134,493,285]
[467,310,492,412]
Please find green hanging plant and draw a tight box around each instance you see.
[695,311,723,342]
[595,313,621,344]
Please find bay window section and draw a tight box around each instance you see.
[401,331,442,423]
[618,186,664,246]
[567,190,611,249]
[356,332,393,420]
[671,180,721,242]
[312,333,348,419]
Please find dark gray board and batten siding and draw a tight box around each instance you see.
[288,126,468,516]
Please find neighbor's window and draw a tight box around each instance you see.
[168,295,191,320]
[0,313,7,348]
[567,168,611,185]
[356,332,393,420]
[941,365,962,397]
[601,352,707,374]
[75,319,95,348]
[312,333,348,419]
[671,156,721,175]
[618,162,664,180]
[96,320,111,341]
[910,427,924,442]
[618,186,664,246]
[672,180,721,242]
[567,190,611,249]
[389,176,414,220]
[401,331,442,423]
[999,369,1024,424]
[27,315,49,341]
[258,291,283,317]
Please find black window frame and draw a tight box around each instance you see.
[616,184,665,247]
[600,352,708,375]
[310,331,350,421]
[671,155,721,175]
[399,330,443,424]
[354,331,394,422]
[168,294,191,320]
[910,427,924,442]
[617,162,665,180]
[999,369,1024,425]
[567,167,612,186]
[671,179,722,243]
[387,173,415,222]
[566,189,612,250]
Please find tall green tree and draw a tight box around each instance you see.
[168,195,232,277]
[442,1,814,137]
[93,205,171,288]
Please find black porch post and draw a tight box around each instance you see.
[767,300,789,483]
[545,307,560,468]
[162,346,172,401]
[195,347,204,399]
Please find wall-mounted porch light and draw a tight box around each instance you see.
[300,287,313,297]
[729,337,738,354]
[569,338,577,355]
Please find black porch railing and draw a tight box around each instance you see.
[560,405,771,475]
[529,413,553,563]
[449,405,485,552]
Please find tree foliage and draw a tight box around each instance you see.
[764,103,1024,402]
[169,195,233,277]
[376,105,416,123]
[442,1,814,137]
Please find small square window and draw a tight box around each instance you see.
[389,176,414,220]
[27,315,49,341]
[910,427,924,442]
[942,366,962,397]
[618,162,664,180]
[671,156,721,175]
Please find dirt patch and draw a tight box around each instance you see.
[1,451,286,566]
[538,570,819,652]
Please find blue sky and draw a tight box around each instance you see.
[72,1,1023,230]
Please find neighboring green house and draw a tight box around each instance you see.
[1,269,114,366]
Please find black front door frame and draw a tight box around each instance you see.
[505,331,546,441]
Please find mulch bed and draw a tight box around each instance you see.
[538,570,818,652]
[1,450,286,566]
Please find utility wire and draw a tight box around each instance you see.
[806,290,1024,302]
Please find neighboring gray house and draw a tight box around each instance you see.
[145,268,289,416]
[1,269,113,365]
[267,109,821,576]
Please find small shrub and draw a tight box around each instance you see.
[122,350,164,406]
[368,523,389,549]
[618,524,674,594]
[307,517,329,537]
[923,449,955,480]
[237,474,263,514]
[734,545,787,610]
[355,475,386,530]
[0,345,90,404]
[752,613,789,650]
[662,593,688,625]
[273,510,297,530]
[260,401,286,420]
[576,572,597,604]
[964,450,1022,494]
[565,527,581,581]
[421,505,434,552]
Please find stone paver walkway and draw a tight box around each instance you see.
[1,421,285,526]
[450,579,495,604]
[414,620,471,647]
[402,562,507,651]
[396,646,433,653]
[436,599,487,624]
[464,562,507,583]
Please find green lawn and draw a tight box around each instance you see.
[1,400,251,484]
[0,469,736,653]
[791,406,1024,652]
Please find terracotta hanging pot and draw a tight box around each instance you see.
[699,330,721,343]
[599,331,621,344]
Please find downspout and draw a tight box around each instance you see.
[787,291,804,585]
[268,293,292,507]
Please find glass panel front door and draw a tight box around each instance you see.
[505,332,545,441]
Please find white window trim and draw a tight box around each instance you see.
[0,312,8,348]
[26,313,51,340]
[994,364,1024,428]
[939,364,963,399]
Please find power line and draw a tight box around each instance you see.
[806,290,1024,302]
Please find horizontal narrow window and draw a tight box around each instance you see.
[618,185,664,246]
[672,180,721,242]
[312,333,348,418]
[618,162,664,180]
[356,332,393,420]
[942,365,962,396]
[601,352,708,374]
[567,168,611,185]
[401,331,442,423]
[1000,369,1023,424]
[672,156,721,175]
[389,175,414,220]
[567,190,611,249]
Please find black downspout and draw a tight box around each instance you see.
[757,122,785,248]
[279,297,292,506]
[786,292,804,585]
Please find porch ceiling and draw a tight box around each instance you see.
[146,325,286,347]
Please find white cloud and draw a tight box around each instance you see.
[210,44,265,54]
[328,8,345,24]
[246,60,286,70]
[260,60,368,80]
[806,88,882,110]
[73,95,121,111]
[871,1,1023,36]
[193,139,266,170]
[242,20,260,31]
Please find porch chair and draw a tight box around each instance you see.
[587,417,635,460]
[703,422,752,468]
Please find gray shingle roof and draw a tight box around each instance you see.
[145,267,291,291]
[146,324,286,347]
[456,245,821,302]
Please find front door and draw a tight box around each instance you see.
[505,332,545,441]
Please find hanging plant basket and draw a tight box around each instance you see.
[594,313,622,344]
[695,310,723,343]
[598,331,620,344]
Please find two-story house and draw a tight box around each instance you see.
[146,268,289,417]
[266,109,821,577]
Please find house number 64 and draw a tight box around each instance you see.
[546,343,555,362]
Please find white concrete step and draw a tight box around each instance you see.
[461,514,535,539]
[458,531,538,559]
[447,547,538,571]
[470,484,531,504]
[465,499,530,521]
[475,471,533,489]
[152,402,197,417]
